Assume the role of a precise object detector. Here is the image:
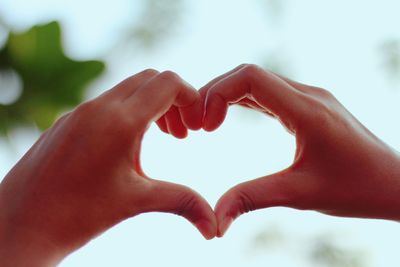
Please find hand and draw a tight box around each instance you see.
[0,70,217,267]
[201,64,400,237]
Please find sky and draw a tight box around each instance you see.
[1,0,400,266]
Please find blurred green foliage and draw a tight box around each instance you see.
[380,39,400,83]
[0,21,105,134]
[311,238,367,267]
[250,224,369,267]
[0,0,185,137]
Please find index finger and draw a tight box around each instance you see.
[125,71,202,129]
[203,64,309,132]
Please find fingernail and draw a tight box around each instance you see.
[196,219,216,240]
[218,217,233,238]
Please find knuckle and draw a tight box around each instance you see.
[304,98,336,127]
[315,92,336,114]
[141,68,159,77]
[110,105,144,130]
[158,70,181,83]
[176,192,198,217]
[103,107,144,139]
[107,105,126,122]
[312,86,335,99]
[299,88,339,127]
[237,63,249,69]
[232,189,256,215]
[240,63,264,78]
[73,100,98,119]
[53,112,71,127]
[58,112,71,121]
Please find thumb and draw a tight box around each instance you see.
[144,179,217,240]
[215,168,300,237]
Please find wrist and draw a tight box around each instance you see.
[0,185,67,267]
[370,147,400,221]
[0,225,65,267]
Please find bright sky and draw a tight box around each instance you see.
[1,0,400,266]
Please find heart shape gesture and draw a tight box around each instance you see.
[1,64,400,267]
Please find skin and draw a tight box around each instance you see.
[1,64,400,265]
[196,64,400,237]
[0,69,217,267]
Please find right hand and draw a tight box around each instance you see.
[200,64,400,237]
[0,69,216,267]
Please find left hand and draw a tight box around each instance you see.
[198,64,400,237]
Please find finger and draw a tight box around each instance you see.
[198,65,247,123]
[145,179,217,240]
[203,64,307,132]
[199,64,246,98]
[125,71,200,129]
[164,106,188,139]
[155,116,169,134]
[154,96,202,132]
[215,168,300,237]
[100,69,160,100]
[273,73,316,94]
[236,98,275,117]
[178,97,203,130]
